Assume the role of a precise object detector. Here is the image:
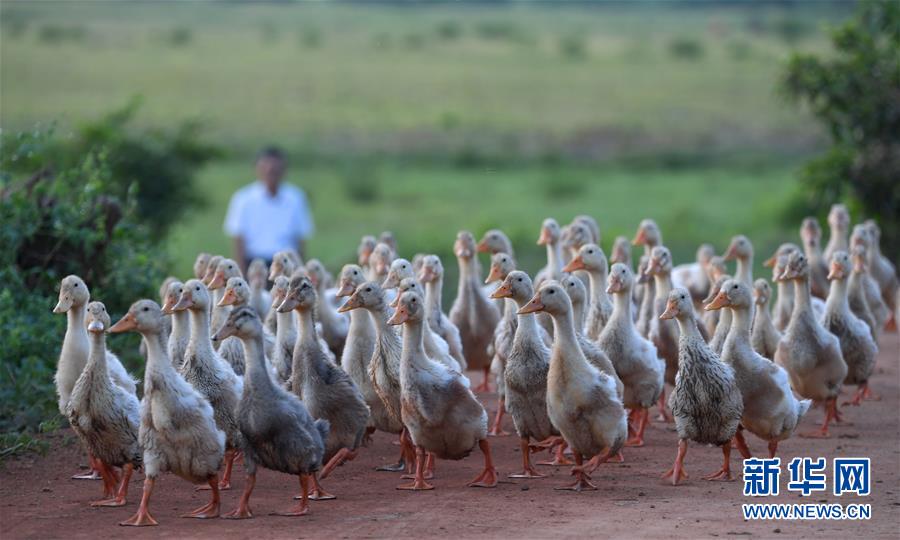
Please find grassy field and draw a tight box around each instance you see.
[1,1,847,282]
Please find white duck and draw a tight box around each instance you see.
[419,255,467,372]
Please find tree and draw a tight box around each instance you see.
[781,0,899,263]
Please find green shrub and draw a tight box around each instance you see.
[774,18,812,45]
[436,20,462,41]
[475,21,525,43]
[559,34,588,61]
[38,24,86,45]
[1,128,167,438]
[541,171,586,200]
[668,36,705,60]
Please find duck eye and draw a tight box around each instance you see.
[195,286,200,291]
[74,283,79,287]
[365,287,372,292]
[142,307,149,312]
[517,278,522,282]
[549,290,555,294]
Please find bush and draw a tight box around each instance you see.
[774,18,812,45]
[0,128,167,437]
[436,20,462,41]
[38,24,86,45]
[559,35,588,61]
[541,171,585,200]
[475,21,525,43]
[668,36,705,60]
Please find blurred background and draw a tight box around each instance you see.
[1,0,897,444]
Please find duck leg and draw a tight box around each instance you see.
[537,440,574,466]
[95,460,121,499]
[733,427,753,459]
[197,448,235,491]
[704,442,734,481]
[119,476,158,527]
[275,474,311,516]
[555,453,597,492]
[488,400,510,436]
[509,437,545,478]
[306,473,336,500]
[92,462,133,507]
[473,367,492,393]
[320,447,359,479]
[579,448,617,475]
[182,475,220,519]
[767,440,779,459]
[860,383,880,401]
[656,389,673,423]
[801,397,838,438]
[625,408,649,447]
[397,446,434,490]
[661,439,689,485]
[72,453,102,480]
[468,439,498,488]
[376,431,409,472]
[223,473,255,519]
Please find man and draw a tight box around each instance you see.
[224,146,314,272]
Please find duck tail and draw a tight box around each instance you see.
[797,399,812,419]
[314,418,330,443]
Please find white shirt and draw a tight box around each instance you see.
[223,181,314,260]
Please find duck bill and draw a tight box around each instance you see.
[631,229,647,246]
[517,296,545,315]
[87,320,105,333]
[171,293,194,312]
[211,326,234,342]
[374,262,388,276]
[637,271,651,284]
[562,256,585,273]
[485,264,504,284]
[109,313,137,333]
[490,283,513,299]
[763,254,778,268]
[277,295,299,313]
[418,267,436,283]
[723,245,737,261]
[268,265,281,281]
[606,279,624,294]
[658,301,678,320]
[208,271,226,290]
[337,295,360,313]
[53,297,73,314]
[704,291,729,311]
[382,274,399,290]
[826,262,844,281]
[161,296,178,314]
[335,281,356,298]
[536,227,552,246]
[387,307,409,326]
[218,289,238,307]
[476,238,490,253]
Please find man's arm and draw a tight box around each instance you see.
[233,236,247,275]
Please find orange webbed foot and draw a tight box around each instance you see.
[508,466,545,479]
[91,496,126,507]
[271,502,309,517]
[468,467,498,488]
[555,471,597,492]
[223,506,253,519]
[661,466,688,485]
[181,500,219,519]
[703,468,734,482]
[119,509,158,527]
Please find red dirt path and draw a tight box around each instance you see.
[2,332,898,539]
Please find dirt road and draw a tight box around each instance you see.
[2,332,897,539]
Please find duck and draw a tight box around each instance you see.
[724,234,754,287]
[357,235,377,279]
[419,254,467,372]
[368,242,394,285]
[110,300,225,526]
[382,258,415,291]
[306,259,349,357]
[561,220,593,263]
[161,280,190,370]
[484,252,518,435]
[701,257,728,338]
[490,271,555,477]
[200,254,222,285]
[644,246,679,388]
[218,277,276,360]
[598,263,664,447]
[635,257,655,338]
[671,244,715,302]
[388,291,497,490]
[763,243,802,332]
[449,231,500,391]
[823,203,850,264]
[277,276,370,497]
[171,279,243,489]
[53,275,137,481]
[534,218,565,287]
[269,276,298,384]
[863,220,899,317]
[394,277,463,374]
[706,275,733,355]
[774,251,847,438]
[193,252,212,280]
[476,229,515,258]
[658,288,742,484]
[800,217,830,299]
[66,301,141,506]
[751,279,781,360]
[847,245,880,342]
[850,225,891,331]
[610,236,633,268]
[821,251,878,406]
[705,280,811,458]
[520,281,627,490]
[246,258,272,319]
[563,243,613,341]
[573,214,600,244]
[211,306,329,519]
[335,265,378,400]
[206,257,242,345]
[632,219,662,322]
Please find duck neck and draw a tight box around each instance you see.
[611,288,633,323]
[63,304,89,363]
[296,307,318,347]
[348,306,374,338]
[546,241,562,277]
[170,309,189,343]
[753,300,771,327]
[587,267,611,310]
[549,309,582,364]
[727,305,752,347]
[187,307,215,358]
[141,329,173,386]
[241,333,275,392]
[400,319,428,371]
[570,299,585,332]
[652,272,672,302]
[366,304,392,338]
[86,331,108,375]
[736,256,753,286]
[825,277,849,315]
[776,279,794,313]
[457,256,480,295]
[674,313,704,348]
[791,276,812,318]
[514,302,541,345]
[424,277,444,327]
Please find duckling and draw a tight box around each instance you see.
[172,280,243,489]
[379,230,398,254]
[394,278,463,374]
[707,280,812,456]
[53,275,137,481]
[368,242,394,284]
[659,289,742,484]
[520,282,627,490]
[212,307,329,519]
[277,276,369,497]
[724,235,754,287]
[382,258,415,290]
[573,214,600,244]
[644,246,679,388]
[632,219,662,335]
[702,257,729,337]
[672,244,715,302]
[848,245,879,342]
[111,300,224,526]
[206,257,242,346]
[306,259,349,357]
[268,250,301,281]
[338,281,412,473]
[357,235,377,278]
[561,220,593,264]
[764,243,801,332]
[246,259,271,319]
[774,251,847,438]
[490,271,555,477]
[485,252,518,436]
[751,279,781,361]
[801,217,830,299]
[419,255,467,371]
[193,252,212,280]
[850,225,890,331]
[202,255,223,283]
[218,277,276,360]
[635,256,655,338]
[598,263,664,447]
[450,232,500,391]
[564,243,613,341]
[476,229,515,258]
[610,236,632,268]
[535,218,565,287]
[269,276,298,384]
[335,265,377,397]
[389,291,497,490]
[822,252,878,406]
[863,220,898,317]
[67,302,141,506]
[706,275,733,355]
[161,280,190,370]
[823,203,850,264]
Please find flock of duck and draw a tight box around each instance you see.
[53,204,897,526]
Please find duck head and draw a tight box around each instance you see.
[491,270,535,304]
[659,287,693,320]
[277,275,317,313]
[336,264,366,298]
[387,290,425,326]
[110,299,165,335]
[85,301,111,333]
[54,275,90,314]
[485,252,516,284]
[219,277,250,307]
[212,305,261,342]
[705,279,752,311]
[383,258,414,290]
[161,280,185,315]
[536,218,560,247]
